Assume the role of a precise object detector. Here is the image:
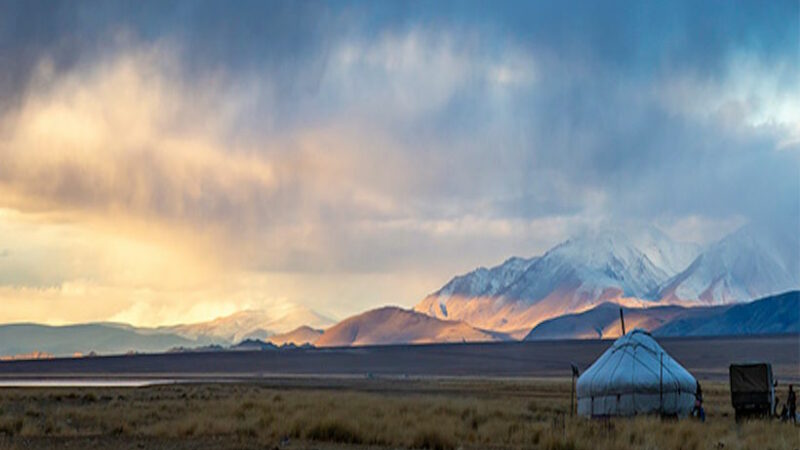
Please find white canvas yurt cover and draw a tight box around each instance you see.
[577,329,697,417]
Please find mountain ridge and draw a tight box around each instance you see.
[3,224,797,355]
[2,291,796,357]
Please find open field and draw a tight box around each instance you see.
[1,334,798,382]
[1,334,797,449]
[0,377,799,450]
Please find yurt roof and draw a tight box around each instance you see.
[577,329,696,397]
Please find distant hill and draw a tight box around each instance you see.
[0,304,334,358]
[0,323,197,357]
[524,303,720,340]
[230,339,279,351]
[266,326,324,346]
[654,291,800,336]
[524,291,798,340]
[315,306,510,347]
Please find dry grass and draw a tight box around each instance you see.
[0,378,797,449]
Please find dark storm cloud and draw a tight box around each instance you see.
[5,1,794,93]
[0,0,340,117]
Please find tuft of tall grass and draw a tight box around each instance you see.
[412,428,456,450]
[305,419,362,444]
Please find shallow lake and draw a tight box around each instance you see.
[0,379,176,387]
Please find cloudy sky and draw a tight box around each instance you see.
[0,0,798,326]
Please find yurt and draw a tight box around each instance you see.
[577,329,697,417]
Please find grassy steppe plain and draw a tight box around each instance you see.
[0,378,798,450]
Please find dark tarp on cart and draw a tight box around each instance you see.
[729,363,774,417]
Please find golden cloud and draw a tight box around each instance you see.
[0,45,280,227]
[0,41,463,325]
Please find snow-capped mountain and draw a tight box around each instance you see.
[415,256,538,318]
[502,227,698,301]
[415,226,699,335]
[658,225,800,305]
[161,303,335,344]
